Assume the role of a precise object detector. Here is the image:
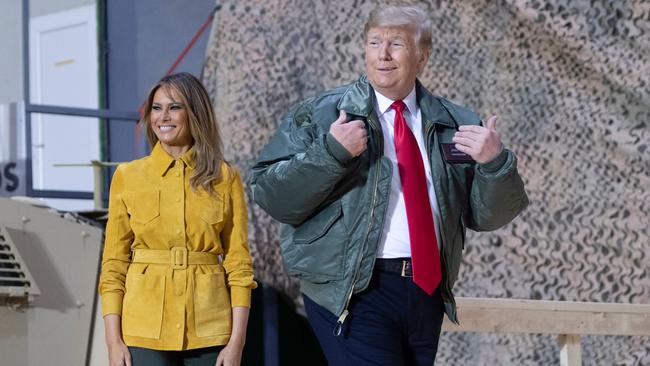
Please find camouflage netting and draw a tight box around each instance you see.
[202,1,650,364]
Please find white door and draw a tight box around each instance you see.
[29,5,99,194]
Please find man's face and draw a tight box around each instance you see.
[365,26,429,100]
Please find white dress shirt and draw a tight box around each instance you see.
[374,87,443,258]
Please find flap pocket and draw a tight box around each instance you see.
[126,190,160,224]
[294,201,343,244]
[281,201,347,281]
[199,194,224,225]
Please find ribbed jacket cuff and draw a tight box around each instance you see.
[479,149,508,173]
[325,133,353,165]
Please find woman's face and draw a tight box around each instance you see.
[150,86,193,155]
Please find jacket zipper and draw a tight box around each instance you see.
[426,122,461,324]
[334,115,383,336]
[425,122,454,300]
[425,122,449,249]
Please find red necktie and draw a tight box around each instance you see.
[391,100,441,295]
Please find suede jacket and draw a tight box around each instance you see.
[99,143,257,350]
[250,75,528,324]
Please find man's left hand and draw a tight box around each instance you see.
[452,115,503,164]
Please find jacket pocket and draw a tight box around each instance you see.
[126,191,160,225]
[198,193,224,225]
[282,201,347,282]
[194,272,231,337]
[122,273,165,339]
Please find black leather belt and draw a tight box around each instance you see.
[374,258,413,277]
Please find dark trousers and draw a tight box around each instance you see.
[304,266,445,366]
[128,346,223,366]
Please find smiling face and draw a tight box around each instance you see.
[365,26,429,100]
[149,86,193,157]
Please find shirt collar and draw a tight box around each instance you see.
[373,86,418,117]
[151,142,195,176]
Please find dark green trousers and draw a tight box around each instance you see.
[128,346,223,366]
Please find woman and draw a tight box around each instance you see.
[99,72,256,366]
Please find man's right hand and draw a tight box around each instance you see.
[329,110,368,157]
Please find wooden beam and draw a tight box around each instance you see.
[442,297,650,336]
[559,334,582,366]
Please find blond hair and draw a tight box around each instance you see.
[365,2,433,54]
[140,72,226,195]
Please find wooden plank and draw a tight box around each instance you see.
[456,297,650,314]
[559,334,582,366]
[442,297,650,336]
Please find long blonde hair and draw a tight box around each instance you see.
[140,72,226,195]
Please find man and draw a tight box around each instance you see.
[250,3,528,365]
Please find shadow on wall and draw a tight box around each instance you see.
[7,227,76,311]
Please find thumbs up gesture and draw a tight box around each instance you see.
[329,110,368,157]
[452,115,503,164]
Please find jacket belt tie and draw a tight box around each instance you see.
[132,247,221,295]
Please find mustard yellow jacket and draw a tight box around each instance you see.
[99,143,256,350]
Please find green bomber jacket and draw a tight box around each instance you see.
[250,74,529,324]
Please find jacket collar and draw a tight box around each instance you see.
[150,142,195,176]
[337,75,375,117]
[337,74,456,128]
[373,86,418,118]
